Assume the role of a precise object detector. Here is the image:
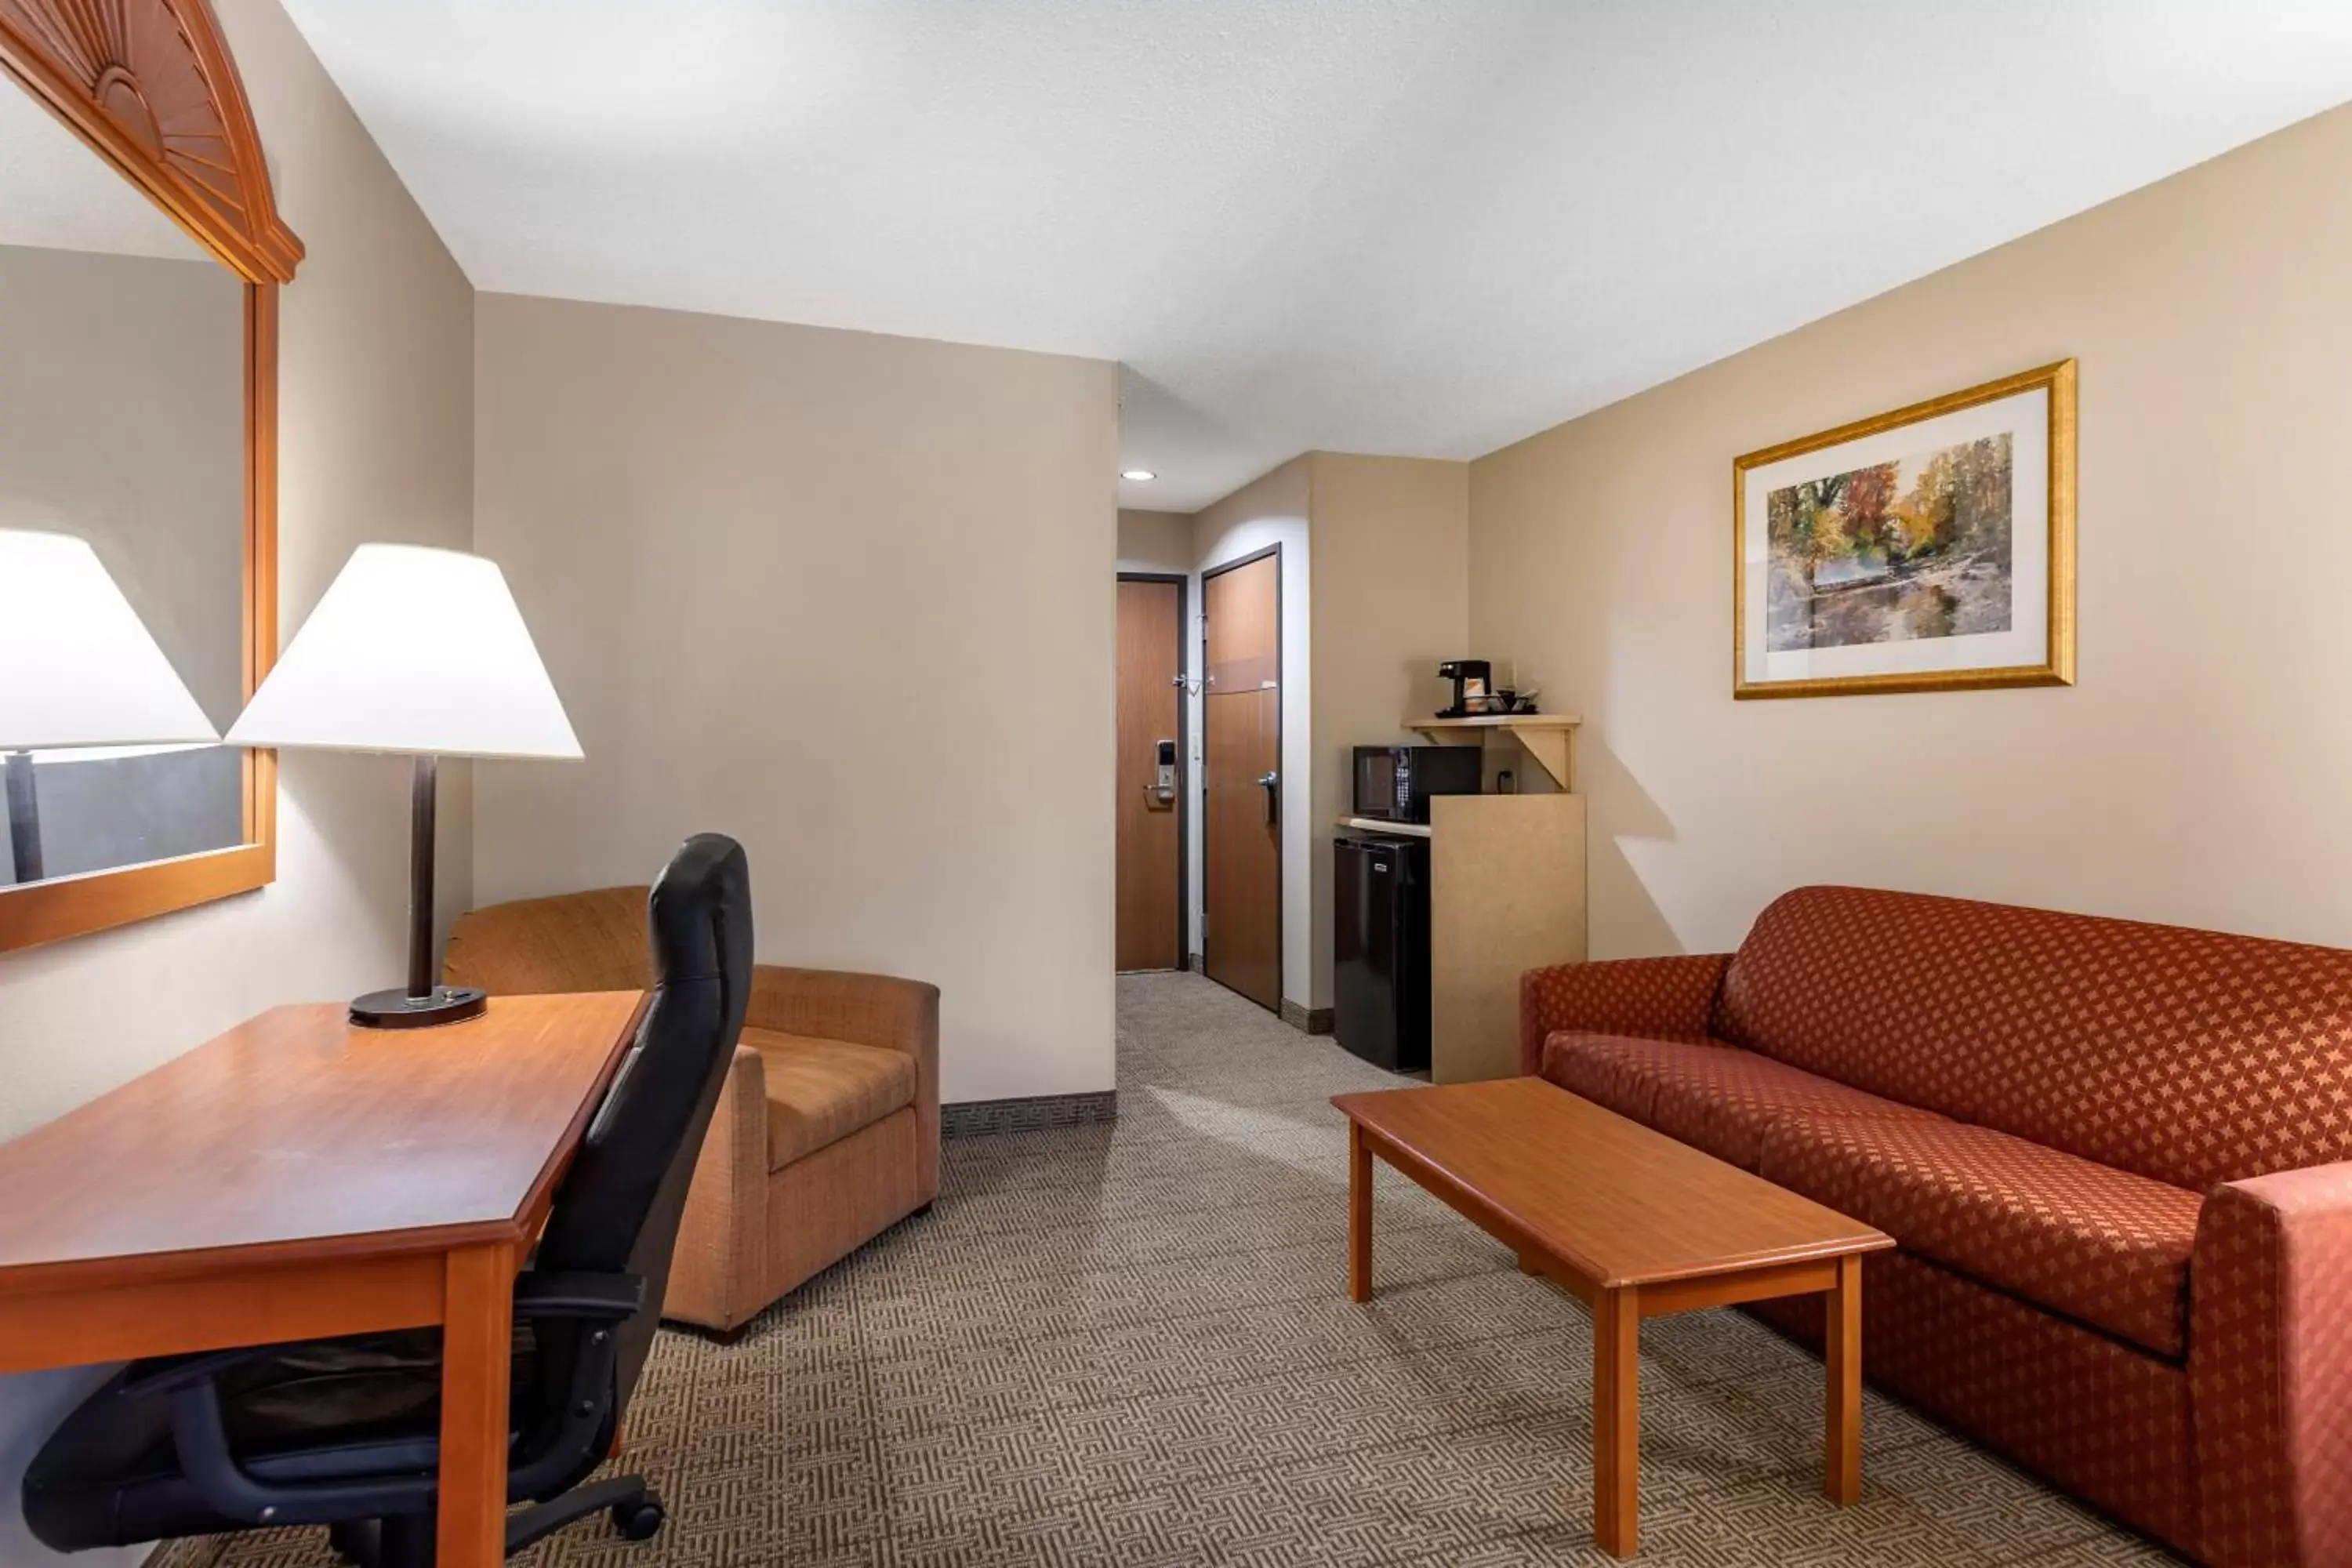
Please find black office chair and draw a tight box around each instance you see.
[23,833,754,1566]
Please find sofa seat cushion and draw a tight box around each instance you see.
[1541,1032,1936,1171]
[743,1026,916,1170]
[1759,1115,2202,1358]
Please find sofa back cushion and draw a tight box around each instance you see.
[444,884,655,996]
[1713,886,2352,1191]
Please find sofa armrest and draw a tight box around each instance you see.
[1518,954,1731,1075]
[748,964,940,1201]
[2190,1161,2352,1568]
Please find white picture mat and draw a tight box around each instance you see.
[1741,387,2050,685]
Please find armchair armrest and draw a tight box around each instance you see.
[747,965,938,1061]
[2190,1161,2352,1568]
[1518,953,1731,1076]
[666,1041,770,1330]
[748,964,940,1200]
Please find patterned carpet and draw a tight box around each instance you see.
[165,971,2183,1567]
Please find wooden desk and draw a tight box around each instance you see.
[0,991,644,1568]
[1333,1078,1893,1558]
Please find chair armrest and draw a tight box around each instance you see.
[121,1271,649,1401]
[1518,954,1731,1075]
[749,964,940,1199]
[120,1272,648,1530]
[512,1270,644,1321]
[121,1345,297,1401]
[2190,1161,2352,1568]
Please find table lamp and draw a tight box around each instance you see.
[227,543,581,1027]
[0,530,220,885]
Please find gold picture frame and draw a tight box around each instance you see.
[1733,360,2075,699]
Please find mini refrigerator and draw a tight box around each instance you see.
[1333,832,1431,1072]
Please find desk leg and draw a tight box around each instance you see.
[1825,1254,1863,1506]
[1594,1284,1640,1558]
[1348,1122,1372,1304]
[439,1242,517,1567]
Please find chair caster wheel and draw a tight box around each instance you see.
[611,1494,665,1541]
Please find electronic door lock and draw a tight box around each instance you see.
[1152,739,1177,804]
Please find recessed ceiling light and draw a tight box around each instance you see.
[1121,468,1156,483]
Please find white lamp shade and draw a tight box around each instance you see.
[227,543,581,759]
[0,529,220,752]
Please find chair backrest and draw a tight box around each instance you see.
[443,885,654,996]
[532,835,753,1407]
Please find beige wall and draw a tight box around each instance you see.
[0,0,476,1558]
[1470,102,2352,961]
[473,292,1119,1105]
[1190,459,1312,1000]
[1307,453,1468,1009]
[1117,507,1192,575]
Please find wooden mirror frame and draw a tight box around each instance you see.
[0,0,301,952]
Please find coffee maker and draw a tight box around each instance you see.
[1437,659,1490,718]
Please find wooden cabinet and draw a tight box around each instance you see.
[1428,792,1586,1082]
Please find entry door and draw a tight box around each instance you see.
[1116,576,1184,971]
[1203,550,1282,1011]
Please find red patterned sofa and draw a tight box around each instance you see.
[1519,885,2352,1568]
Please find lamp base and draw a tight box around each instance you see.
[350,985,487,1029]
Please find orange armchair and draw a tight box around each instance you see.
[445,886,938,1335]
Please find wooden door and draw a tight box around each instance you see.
[1202,550,1282,1011]
[1116,576,1184,971]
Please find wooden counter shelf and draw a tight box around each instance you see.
[1336,815,1432,837]
[1406,713,1581,791]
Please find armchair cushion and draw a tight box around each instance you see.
[746,1027,917,1171]
[1762,1115,2202,1358]
[750,963,941,1203]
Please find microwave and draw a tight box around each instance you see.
[1352,745,1483,823]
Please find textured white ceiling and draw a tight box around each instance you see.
[0,84,206,260]
[279,0,2352,511]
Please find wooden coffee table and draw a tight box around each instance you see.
[1331,1077,1893,1558]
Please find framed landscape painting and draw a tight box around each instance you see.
[1733,361,2075,699]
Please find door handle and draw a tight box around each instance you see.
[1257,771,1279,826]
[1152,739,1178,804]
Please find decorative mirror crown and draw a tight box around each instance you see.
[0,0,301,280]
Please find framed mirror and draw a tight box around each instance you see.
[0,0,301,951]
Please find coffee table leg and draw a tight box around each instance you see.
[1826,1254,1863,1505]
[1348,1121,1372,1303]
[1594,1283,1641,1558]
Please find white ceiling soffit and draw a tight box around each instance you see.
[0,84,207,260]
[278,0,2352,512]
